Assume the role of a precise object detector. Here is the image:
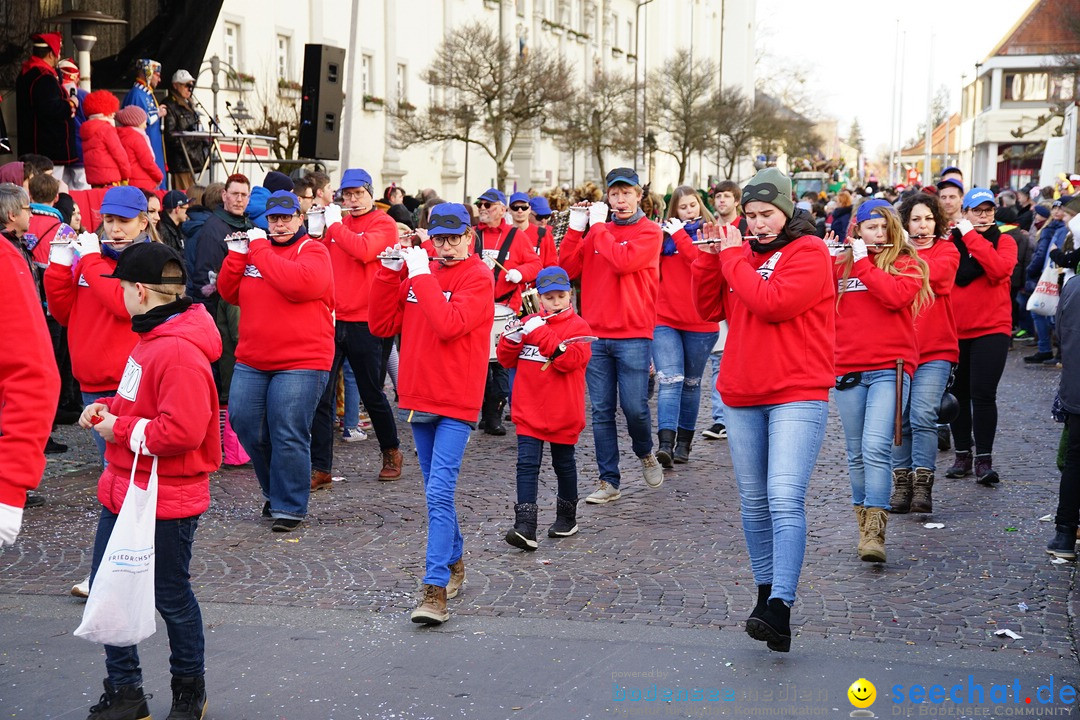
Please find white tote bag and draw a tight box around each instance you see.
[75,444,158,646]
[1027,265,1063,317]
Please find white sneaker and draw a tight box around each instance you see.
[342,426,368,442]
[71,576,90,598]
[358,412,373,430]
[585,481,621,504]
[641,454,664,488]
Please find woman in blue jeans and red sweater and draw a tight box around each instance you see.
[369,202,493,626]
[692,167,835,653]
[832,199,930,564]
[654,186,719,467]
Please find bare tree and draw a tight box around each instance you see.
[390,21,573,189]
[646,49,716,184]
[710,86,755,181]
[551,71,636,180]
[752,92,822,168]
[249,93,302,168]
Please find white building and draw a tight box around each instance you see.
[200,0,755,197]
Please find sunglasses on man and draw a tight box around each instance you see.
[510,204,530,212]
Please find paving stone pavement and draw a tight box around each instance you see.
[2,349,1077,665]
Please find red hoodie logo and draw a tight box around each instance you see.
[117,356,143,401]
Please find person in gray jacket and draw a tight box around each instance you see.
[1047,246,1080,559]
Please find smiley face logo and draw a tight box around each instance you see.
[848,678,876,709]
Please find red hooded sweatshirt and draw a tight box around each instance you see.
[834,255,923,377]
[0,238,60,508]
[657,227,719,333]
[691,236,835,406]
[117,125,164,191]
[368,254,494,424]
[217,234,335,371]
[80,118,130,186]
[915,241,960,363]
[476,223,542,311]
[44,251,138,392]
[951,226,1018,339]
[98,303,222,520]
[321,208,398,322]
[559,217,663,339]
[496,307,592,444]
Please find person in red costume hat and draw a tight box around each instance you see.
[80,91,130,188]
[15,32,77,177]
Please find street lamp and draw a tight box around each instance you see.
[455,105,478,203]
[632,0,656,170]
[43,9,127,90]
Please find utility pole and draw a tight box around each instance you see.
[632,0,655,170]
[923,35,934,185]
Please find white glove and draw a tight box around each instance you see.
[504,268,523,284]
[0,503,23,548]
[247,228,268,243]
[589,202,609,226]
[72,231,100,257]
[502,318,524,343]
[662,217,686,236]
[403,246,430,278]
[323,204,343,227]
[49,241,75,266]
[850,238,868,263]
[522,315,545,335]
[956,219,975,236]
[1068,213,1080,239]
[380,246,404,272]
[568,205,589,232]
[225,232,249,254]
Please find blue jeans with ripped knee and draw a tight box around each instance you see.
[652,326,719,432]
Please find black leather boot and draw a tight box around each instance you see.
[745,598,791,652]
[673,428,694,464]
[655,429,676,468]
[548,497,579,537]
[505,503,538,550]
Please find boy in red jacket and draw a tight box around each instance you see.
[78,242,221,720]
[497,266,592,549]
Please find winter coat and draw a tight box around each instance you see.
[162,93,208,172]
[80,118,130,186]
[15,57,77,164]
[121,82,165,188]
[830,205,853,240]
[117,125,164,190]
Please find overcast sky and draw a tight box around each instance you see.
[755,0,1030,156]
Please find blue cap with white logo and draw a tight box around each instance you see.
[962,188,995,210]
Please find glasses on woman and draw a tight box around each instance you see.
[431,235,465,247]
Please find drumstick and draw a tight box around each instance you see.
[490,257,510,273]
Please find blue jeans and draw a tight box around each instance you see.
[343,360,360,429]
[1034,312,1055,354]
[89,508,203,686]
[710,354,726,425]
[586,338,653,488]
[83,390,116,468]
[724,401,828,604]
[834,369,911,509]
[516,435,578,504]
[652,326,718,431]
[412,418,471,587]
[229,364,328,520]
[893,360,952,471]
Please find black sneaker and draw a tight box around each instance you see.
[45,436,68,454]
[271,517,302,532]
[1043,355,1062,367]
[166,675,207,720]
[1024,351,1054,364]
[86,679,151,720]
[701,423,727,440]
[1046,525,1077,560]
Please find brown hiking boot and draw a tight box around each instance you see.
[889,468,913,514]
[378,447,403,480]
[910,467,934,513]
[410,584,448,624]
[860,508,888,563]
[310,469,333,492]
[446,558,465,599]
[854,505,867,556]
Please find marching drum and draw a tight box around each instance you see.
[491,304,516,360]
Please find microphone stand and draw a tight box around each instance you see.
[226,101,265,172]
[189,91,224,181]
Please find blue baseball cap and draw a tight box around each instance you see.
[476,188,506,205]
[529,196,552,217]
[427,203,471,236]
[508,191,530,207]
[605,167,640,187]
[100,186,148,218]
[962,188,995,210]
[265,190,301,216]
[535,266,571,294]
[937,178,964,193]
[855,198,895,224]
[340,168,373,191]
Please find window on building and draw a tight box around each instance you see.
[611,12,619,47]
[628,19,634,53]
[361,53,373,97]
[276,35,290,81]
[1050,73,1076,102]
[516,0,526,16]
[979,76,991,110]
[396,63,408,102]
[580,1,587,32]
[224,22,240,71]
[1003,72,1049,102]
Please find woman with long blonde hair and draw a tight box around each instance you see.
[831,198,931,564]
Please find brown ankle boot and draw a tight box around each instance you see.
[910,468,934,513]
[310,469,333,491]
[410,584,448,624]
[854,505,867,556]
[860,508,888,563]
[889,468,913,513]
[378,447,403,480]
[446,558,465,599]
